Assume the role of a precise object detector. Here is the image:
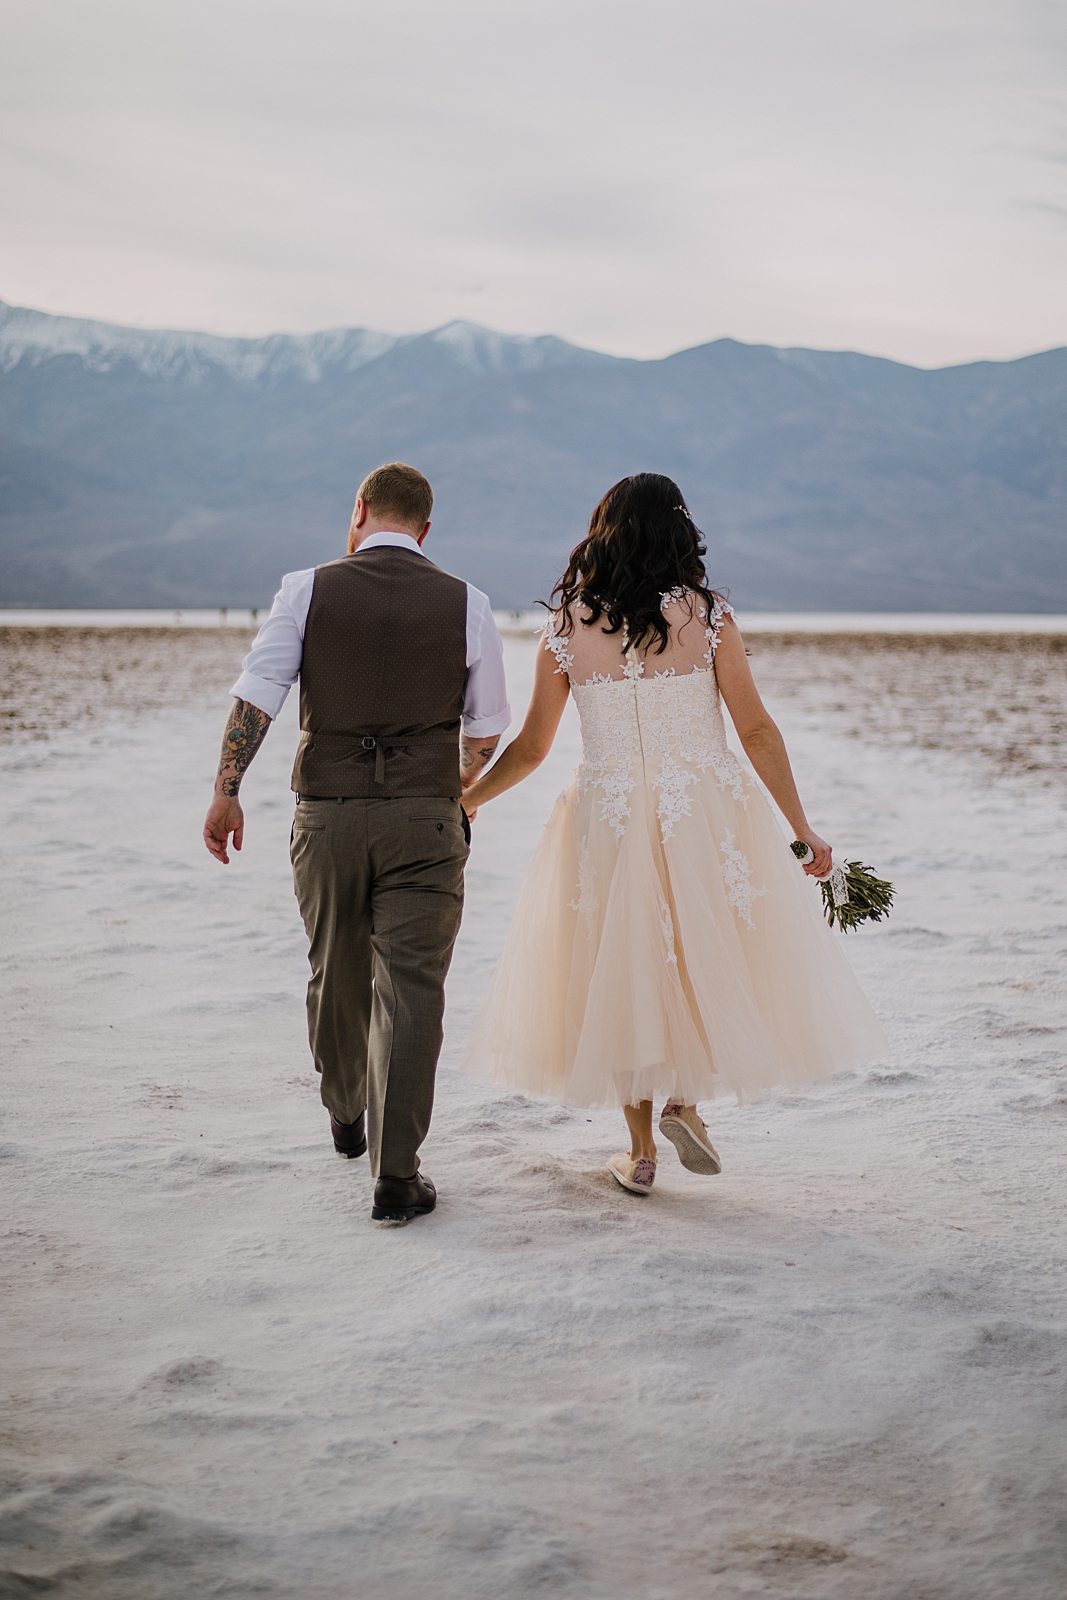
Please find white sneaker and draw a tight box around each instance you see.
[658,1103,722,1175]
[606,1153,657,1194]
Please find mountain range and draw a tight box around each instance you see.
[1,298,1064,611]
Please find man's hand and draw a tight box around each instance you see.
[204,698,272,864]
[460,733,500,822]
[460,734,499,824]
[204,796,245,864]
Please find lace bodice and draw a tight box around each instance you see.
[545,592,764,924]
[570,663,748,836]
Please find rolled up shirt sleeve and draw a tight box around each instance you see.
[463,586,511,737]
[229,569,315,719]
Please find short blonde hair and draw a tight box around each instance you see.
[357,462,433,530]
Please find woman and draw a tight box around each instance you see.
[460,474,887,1194]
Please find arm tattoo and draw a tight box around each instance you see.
[215,699,272,797]
[460,734,500,782]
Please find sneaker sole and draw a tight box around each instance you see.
[658,1116,722,1175]
[606,1161,655,1195]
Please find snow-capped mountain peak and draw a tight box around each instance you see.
[0,301,400,383]
[0,303,608,385]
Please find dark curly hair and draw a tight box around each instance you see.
[550,473,722,654]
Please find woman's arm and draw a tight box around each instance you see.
[461,634,571,816]
[713,616,832,876]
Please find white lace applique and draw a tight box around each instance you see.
[659,896,679,965]
[703,596,735,665]
[660,586,688,611]
[571,684,636,840]
[719,830,766,928]
[543,620,575,677]
[571,666,751,845]
[621,648,645,682]
[642,672,750,808]
[712,753,748,804]
[585,749,635,840]
[568,835,598,927]
[654,752,698,839]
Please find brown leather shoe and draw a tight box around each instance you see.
[372,1172,436,1223]
[330,1113,367,1159]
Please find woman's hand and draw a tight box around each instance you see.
[795,828,832,877]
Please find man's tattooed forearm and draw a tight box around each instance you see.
[461,744,498,769]
[216,700,271,796]
[460,735,500,779]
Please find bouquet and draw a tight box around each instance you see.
[790,841,894,932]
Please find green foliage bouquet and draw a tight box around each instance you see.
[790,841,895,932]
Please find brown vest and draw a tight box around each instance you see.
[291,545,469,798]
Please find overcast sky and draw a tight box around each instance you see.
[2,0,1064,365]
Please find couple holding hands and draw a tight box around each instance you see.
[204,462,884,1223]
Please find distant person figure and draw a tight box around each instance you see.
[459,473,886,1193]
[203,463,510,1222]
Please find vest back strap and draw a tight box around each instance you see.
[296,727,460,788]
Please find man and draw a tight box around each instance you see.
[203,463,510,1223]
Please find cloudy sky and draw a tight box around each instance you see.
[2,0,1064,364]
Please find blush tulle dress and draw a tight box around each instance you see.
[461,593,888,1107]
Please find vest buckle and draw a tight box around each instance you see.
[361,735,376,750]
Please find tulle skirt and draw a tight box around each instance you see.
[461,768,888,1108]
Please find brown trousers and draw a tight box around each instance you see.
[290,796,468,1178]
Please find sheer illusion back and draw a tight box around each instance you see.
[546,590,732,684]
[461,589,887,1108]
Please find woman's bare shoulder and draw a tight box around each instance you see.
[550,599,609,634]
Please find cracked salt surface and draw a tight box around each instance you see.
[2,633,1066,1598]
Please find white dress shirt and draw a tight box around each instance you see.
[230,532,511,737]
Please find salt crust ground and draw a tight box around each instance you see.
[0,626,256,742]
[2,634,1066,1599]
